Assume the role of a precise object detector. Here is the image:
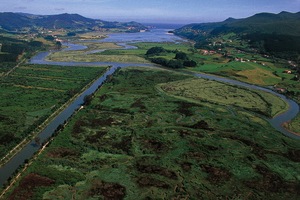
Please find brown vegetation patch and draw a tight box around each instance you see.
[47,147,79,159]
[113,136,132,155]
[72,119,88,135]
[284,149,300,162]
[244,165,300,194]
[246,107,270,118]
[146,120,154,128]
[85,131,108,143]
[203,144,220,151]
[136,164,177,180]
[185,151,207,161]
[131,98,146,111]
[90,117,114,127]
[189,120,214,131]
[179,129,204,138]
[0,133,17,144]
[180,162,193,172]
[89,179,126,199]
[0,115,14,123]
[98,94,109,101]
[143,139,167,152]
[8,173,55,200]
[137,176,170,189]
[176,101,197,116]
[111,107,132,114]
[200,164,231,184]
[224,135,266,159]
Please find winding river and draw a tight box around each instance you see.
[0,28,299,187]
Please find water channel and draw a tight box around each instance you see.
[0,28,299,187]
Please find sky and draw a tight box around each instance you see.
[0,0,300,24]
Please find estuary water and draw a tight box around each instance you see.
[0,28,299,187]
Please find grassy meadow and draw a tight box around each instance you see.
[47,42,150,63]
[0,64,106,159]
[5,68,300,199]
[158,78,288,118]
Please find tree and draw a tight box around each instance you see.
[167,59,183,68]
[67,32,76,37]
[146,47,166,56]
[83,94,93,106]
[150,57,168,66]
[55,41,62,50]
[29,41,43,47]
[34,137,41,146]
[44,35,55,41]
[183,60,197,67]
[174,52,188,60]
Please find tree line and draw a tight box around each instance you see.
[145,47,197,69]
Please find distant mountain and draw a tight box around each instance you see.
[175,11,300,38]
[175,11,300,60]
[0,12,146,32]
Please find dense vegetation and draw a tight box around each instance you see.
[145,46,197,68]
[243,33,300,60]
[0,64,106,160]
[5,68,300,199]
[0,35,44,63]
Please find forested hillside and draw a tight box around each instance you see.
[175,11,300,61]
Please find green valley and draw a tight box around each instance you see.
[4,68,300,199]
[0,10,300,200]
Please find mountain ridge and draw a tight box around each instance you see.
[0,12,146,32]
[174,11,300,60]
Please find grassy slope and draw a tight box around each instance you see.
[0,65,106,158]
[6,68,300,199]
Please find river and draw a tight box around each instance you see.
[0,28,299,187]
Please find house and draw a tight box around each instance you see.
[275,88,286,93]
[235,58,245,62]
[283,70,292,74]
[201,50,209,55]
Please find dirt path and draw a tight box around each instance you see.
[1,58,26,78]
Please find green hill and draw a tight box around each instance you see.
[175,11,300,60]
[176,11,300,37]
[0,12,146,32]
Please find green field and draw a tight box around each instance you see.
[158,78,288,117]
[0,62,16,76]
[47,42,150,63]
[0,64,106,159]
[5,68,300,199]
[285,113,300,134]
